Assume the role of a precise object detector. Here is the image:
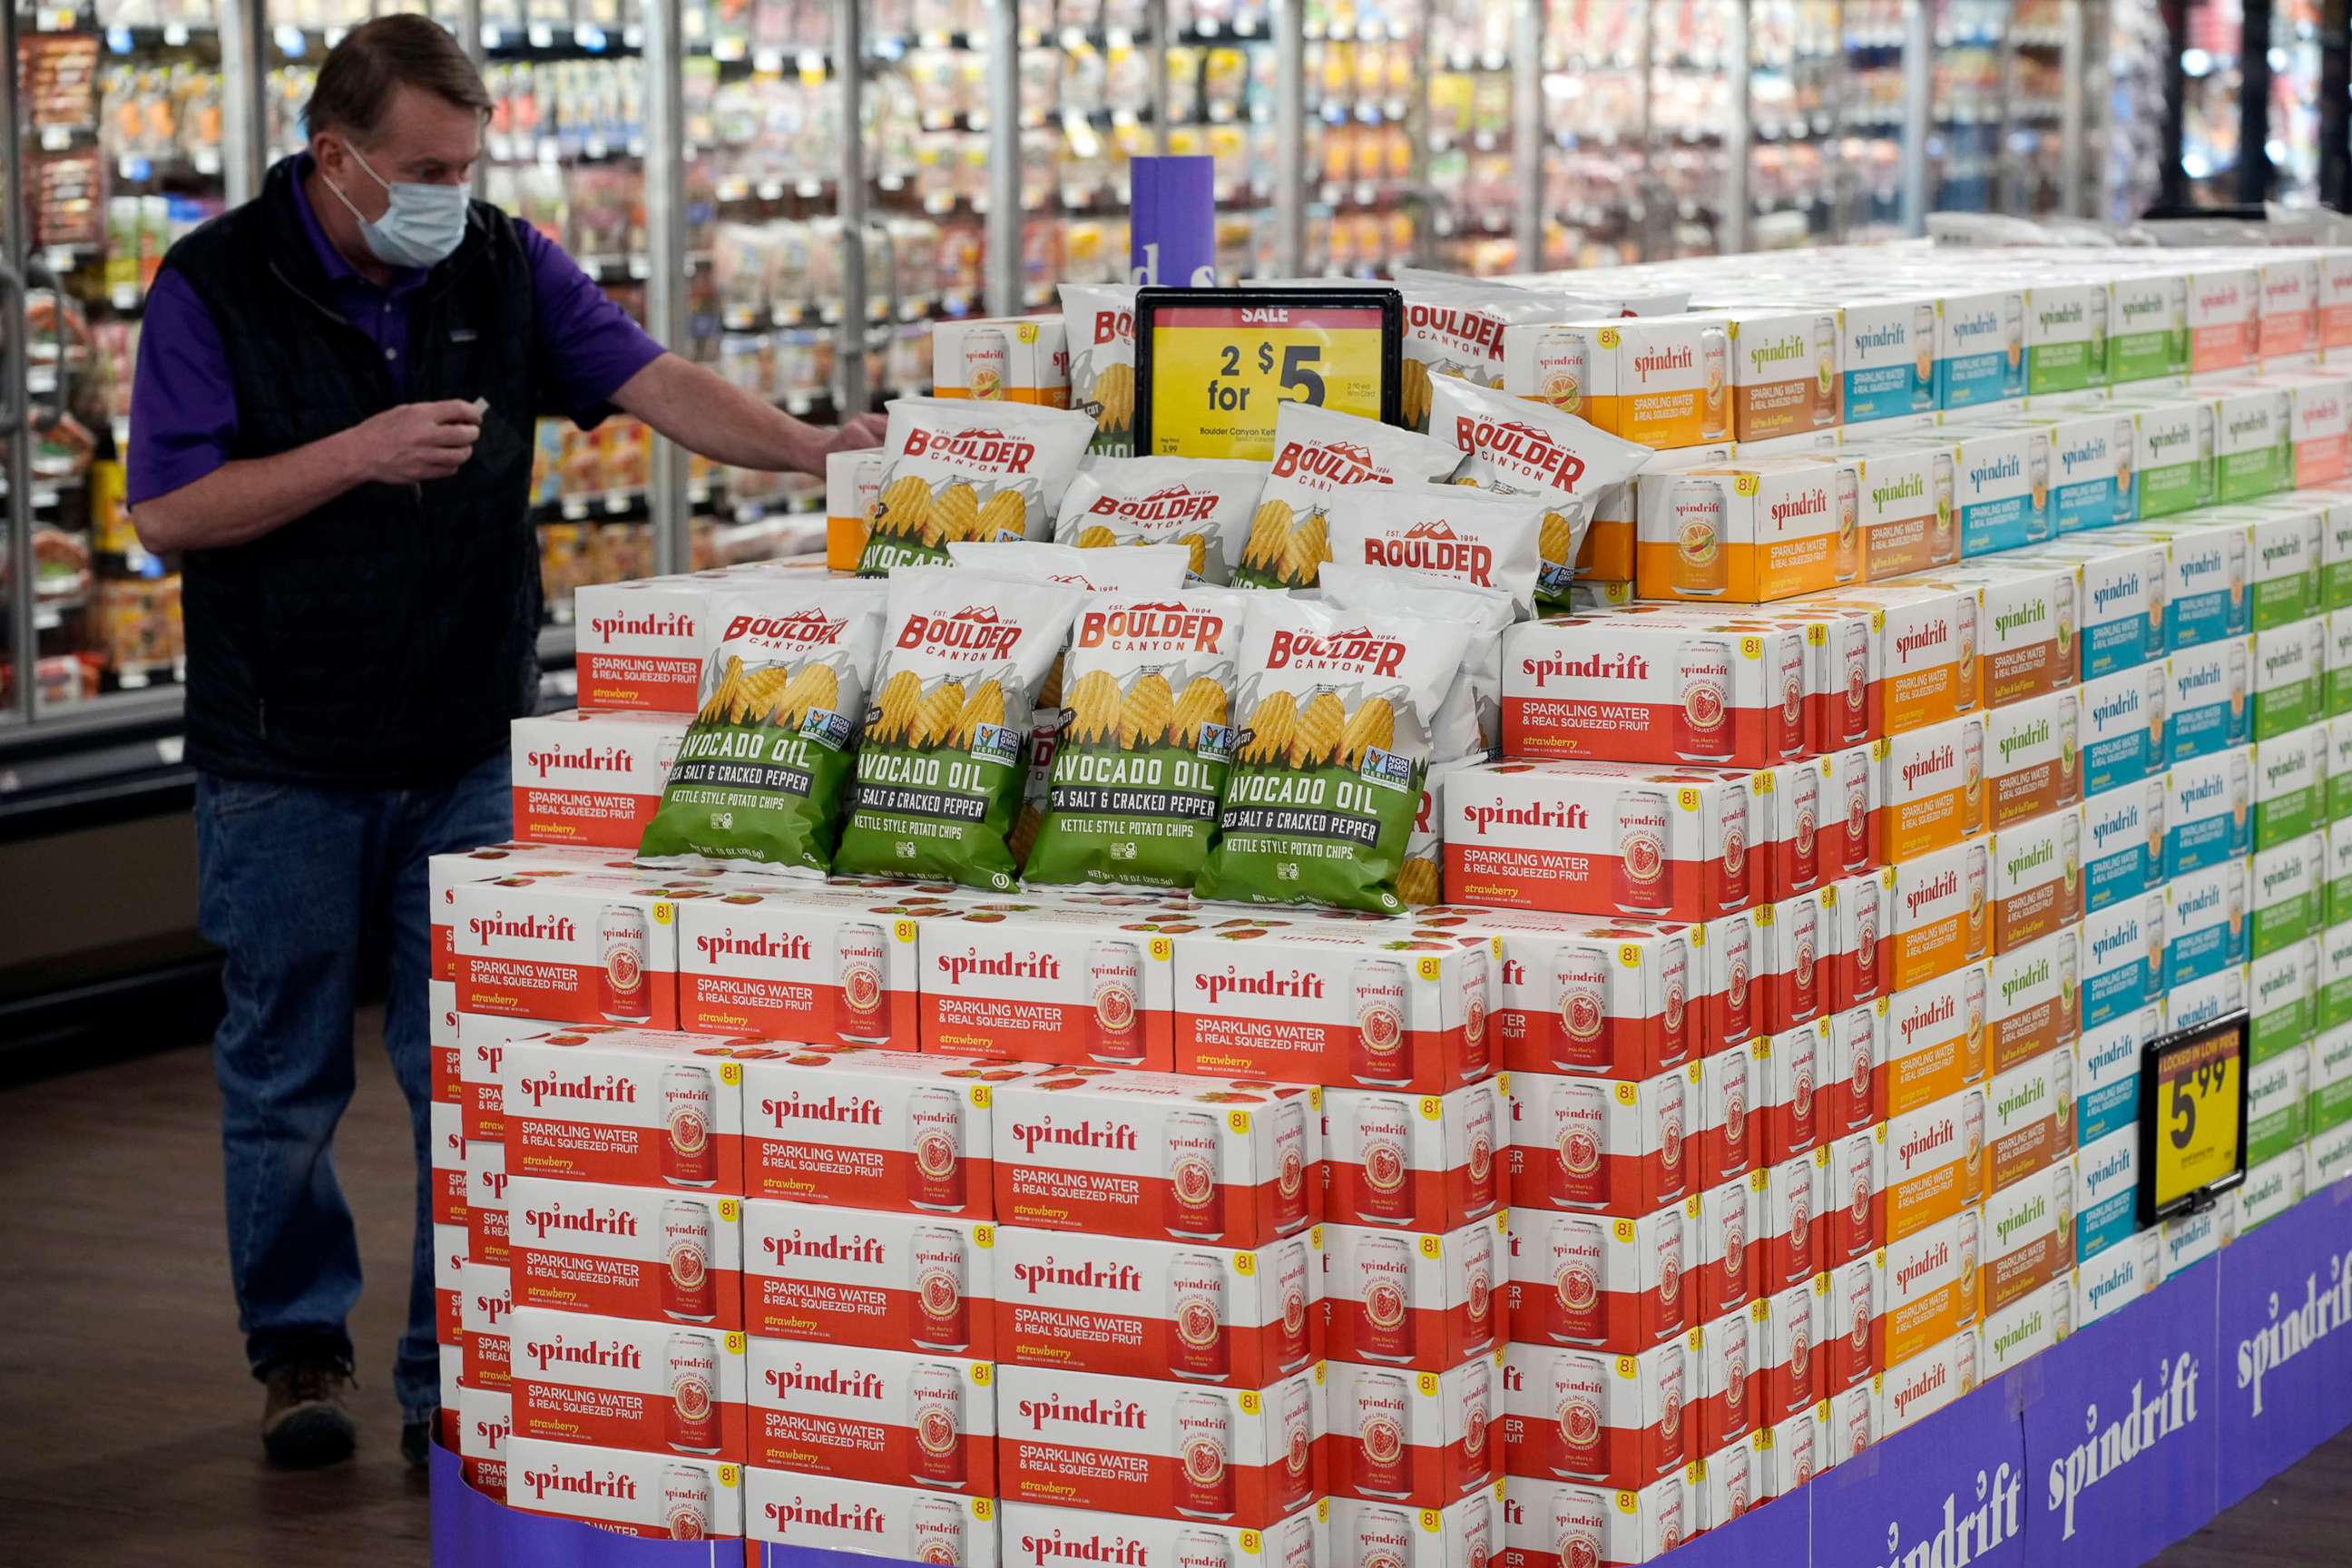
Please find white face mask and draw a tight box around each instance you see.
[321,142,468,270]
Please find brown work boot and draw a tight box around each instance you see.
[260,1358,358,1466]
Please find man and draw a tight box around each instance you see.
[127,17,883,1469]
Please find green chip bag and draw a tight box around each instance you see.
[636,582,892,875]
[1023,589,1252,892]
[1193,596,1473,914]
[856,396,1098,576]
[833,566,1089,890]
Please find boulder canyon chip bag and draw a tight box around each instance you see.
[1233,403,1465,590]
[1023,588,1252,890]
[1318,479,1546,619]
[1054,455,1267,583]
[1194,595,1474,913]
[856,396,1097,575]
[1060,282,1138,456]
[1426,373,1652,612]
[946,539,1192,593]
[636,581,893,874]
[833,567,1090,889]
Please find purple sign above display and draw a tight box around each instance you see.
[1811,1371,2028,1568]
[1128,156,1217,288]
[2216,1181,2352,1508]
[2021,1255,2220,1568]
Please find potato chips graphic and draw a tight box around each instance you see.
[1024,589,1252,892]
[1061,282,1139,457]
[1054,456,1265,584]
[833,567,1090,890]
[1232,403,1465,589]
[1195,594,1473,914]
[637,581,892,876]
[1426,373,1653,612]
[1317,478,1548,618]
[856,396,1097,576]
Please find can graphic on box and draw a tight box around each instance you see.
[1961,718,1985,823]
[1720,1437,1753,1520]
[1956,605,1978,703]
[661,1064,718,1188]
[1553,946,1611,1068]
[1776,641,1808,755]
[1670,479,1730,598]
[1552,1354,1607,1476]
[1676,638,1735,761]
[1535,328,1589,414]
[1720,1183,1749,1290]
[1356,1095,1415,1223]
[1789,1166,1815,1274]
[853,453,885,534]
[1788,1017,1818,1143]
[1813,316,1840,426]
[1171,1250,1231,1380]
[1554,1488,1607,1568]
[2053,1285,2073,1340]
[1835,469,1861,580]
[661,1461,712,1541]
[1838,618,1871,742]
[836,921,889,1042]
[1277,1374,1317,1509]
[965,328,1008,401]
[1911,305,1937,394]
[664,1331,720,1455]
[1847,1264,1874,1356]
[1179,1531,1235,1568]
[1958,1208,1980,1310]
[1167,1112,1226,1238]
[1963,967,1986,1080]
[1658,1070,1688,1191]
[1175,1390,1237,1519]
[1465,1081,1501,1210]
[1274,1238,1314,1369]
[910,1225,970,1351]
[1787,1289,1814,1400]
[1720,913,1754,1042]
[1271,1096,1310,1232]
[908,1087,967,1212]
[912,1492,967,1565]
[1788,1406,1818,1487]
[2055,1172,2075,1253]
[1840,749,1872,873]
[1720,1046,1751,1167]
[1459,944,1493,1075]
[1462,1220,1497,1351]
[1657,1220,1684,1319]
[600,904,652,1023]
[1465,1502,1495,1568]
[1616,790,1673,916]
[660,1199,715,1322]
[1700,328,1730,439]
[1791,898,1820,1021]
[2089,290,2110,361]
[1965,841,1989,957]
[2058,939,2078,1026]
[910,1359,967,1488]
[1845,1137,1874,1232]
[2003,294,2025,377]
[2114,418,2136,500]
[1661,936,1690,1060]
[1847,1394,1875,1461]
[1354,1506,1414,1568]
[1720,1309,1750,1425]
[1932,452,1957,560]
[1851,873,1882,995]
[1791,761,1821,888]
[1548,1079,1607,1207]
[1354,1372,1413,1498]
[1461,1357,1494,1474]
[2060,709,2080,794]
[1351,959,1412,1085]
[2030,436,2052,518]
[1657,1339,1687,1447]
[1088,939,1145,1063]
[1549,1218,1606,1343]
[1357,1233,1416,1362]
[1720,786,1752,913]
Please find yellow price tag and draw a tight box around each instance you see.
[2152,1024,2245,1210]
[1144,297,1392,459]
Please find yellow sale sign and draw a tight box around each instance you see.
[1145,300,1392,459]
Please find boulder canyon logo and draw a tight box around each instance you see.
[2045,1353,2203,1538]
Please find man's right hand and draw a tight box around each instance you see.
[356,399,483,484]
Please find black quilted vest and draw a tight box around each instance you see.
[162,156,549,786]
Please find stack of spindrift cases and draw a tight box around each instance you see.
[435,232,2352,1565]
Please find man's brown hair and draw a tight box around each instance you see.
[305,15,493,142]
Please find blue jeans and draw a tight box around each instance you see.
[195,750,511,1422]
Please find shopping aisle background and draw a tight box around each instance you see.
[0,1014,2342,1568]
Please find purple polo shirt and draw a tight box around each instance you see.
[127,155,664,506]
